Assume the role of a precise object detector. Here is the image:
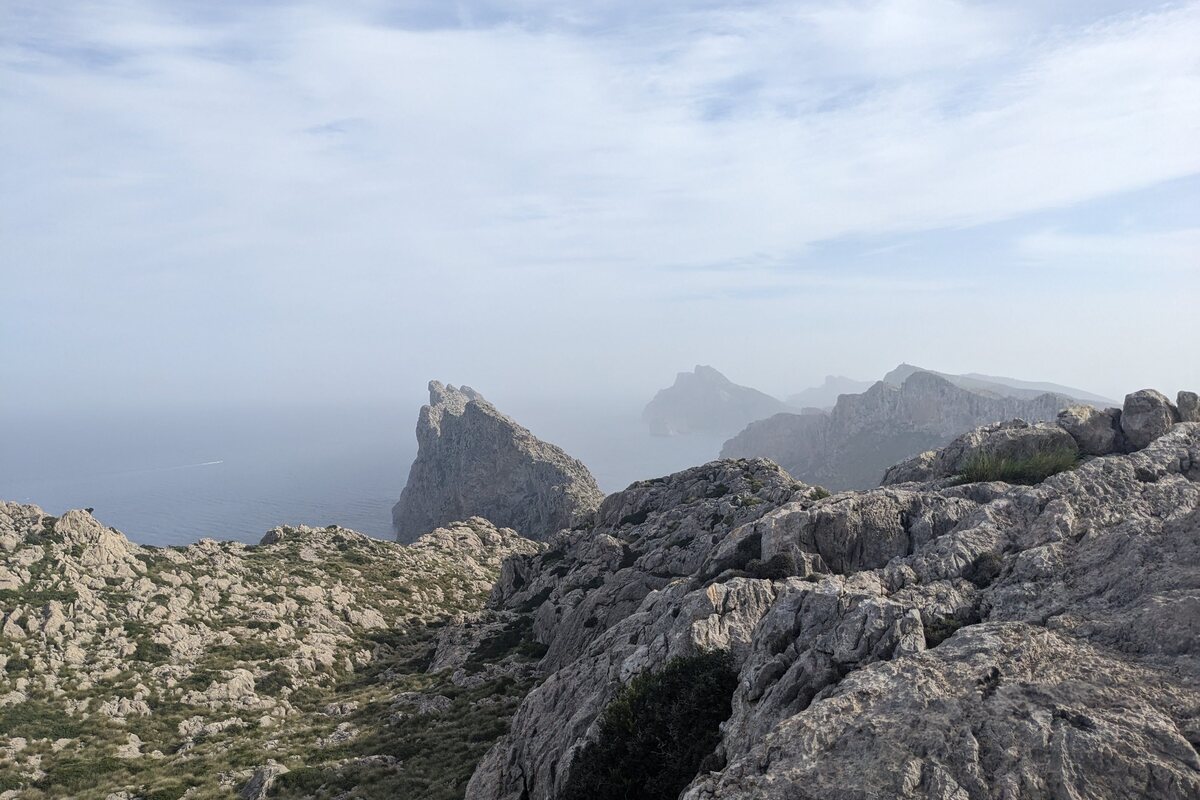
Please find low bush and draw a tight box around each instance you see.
[561,651,738,800]
[958,448,1078,485]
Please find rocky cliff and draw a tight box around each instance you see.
[882,363,1119,406]
[0,507,541,798]
[466,390,1200,800]
[392,382,604,542]
[721,370,1075,489]
[642,366,788,437]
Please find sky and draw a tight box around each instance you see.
[3,0,1199,416]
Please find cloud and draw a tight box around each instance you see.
[1018,227,1200,275]
[1,0,1198,407]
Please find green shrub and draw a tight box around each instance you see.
[134,640,172,663]
[957,448,1078,485]
[36,757,123,791]
[0,701,82,740]
[561,651,738,800]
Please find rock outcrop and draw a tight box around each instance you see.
[467,391,1199,800]
[392,382,604,542]
[723,370,1076,490]
[642,365,788,437]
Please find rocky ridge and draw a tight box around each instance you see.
[721,370,1078,489]
[0,508,540,799]
[467,388,1200,800]
[392,382,604,542]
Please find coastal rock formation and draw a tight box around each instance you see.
[882,362,1119,406]
[393,382,604,542]
[723,370,1075,489]
[0,507,540,798]
[467,394,1199,800]
[785,375,873,409]
[642,365,788,437]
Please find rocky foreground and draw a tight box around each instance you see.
[4,388,1199,800]
[0,509,541,799]
[469,393,1200,799]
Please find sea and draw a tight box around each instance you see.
[0,401,725,547]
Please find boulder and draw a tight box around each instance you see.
[1121,389,1180,450]
[1057,404,1124,455]
[240,762,289,800]
[1179,391,1200,423]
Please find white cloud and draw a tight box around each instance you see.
[2,0,1198,406]
[1018,227,1200,275]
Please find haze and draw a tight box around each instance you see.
[3,0,1199,420]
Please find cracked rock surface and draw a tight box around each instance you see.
[469,417,1200,800]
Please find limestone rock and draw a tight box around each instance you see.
[642,365,788,437]
[240,761,289,800]
[490,458,805,671]
[1178,390,1200,423]
[0,500,538,797]
[1121,389,1180,450]
[682,624,1200,800]
[392,382,604,541]
[1058,403,1124,455]
[467,410,1200,800]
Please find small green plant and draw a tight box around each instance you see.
[561,651,738,800]
[957,448,1078,485]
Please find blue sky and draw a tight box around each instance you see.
[2,0,1198,413]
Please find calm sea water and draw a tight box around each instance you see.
[0,402,724,547]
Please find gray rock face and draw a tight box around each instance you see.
[490,458,808,672]
[1057,403,1125,455]
[642,365,788,436]
[393,382,604,542]
[467,403,1200,800]
[1178,390,1200,423]
[725,371,1076,489]
[1121,389,1180,450]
